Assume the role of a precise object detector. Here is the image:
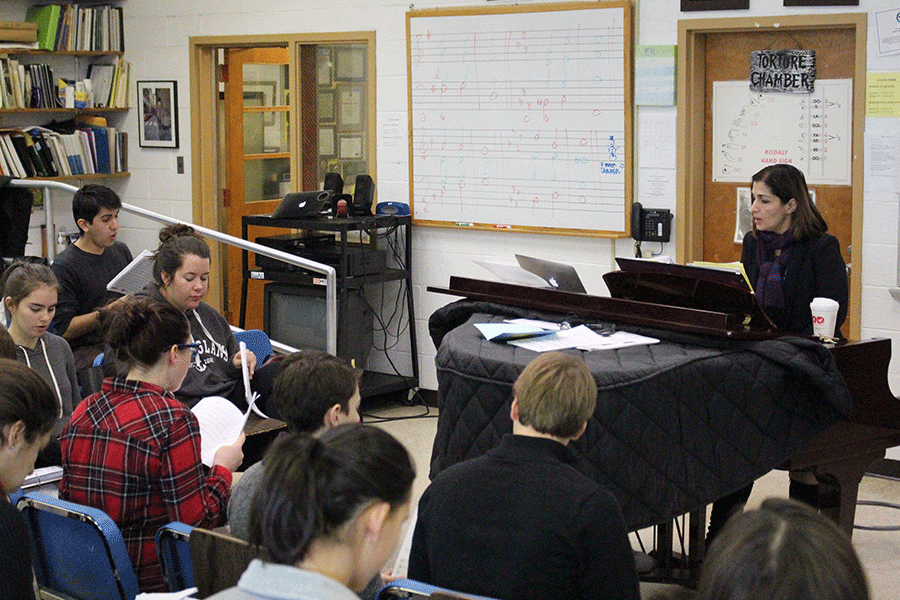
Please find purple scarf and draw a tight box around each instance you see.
[755,230,795,310]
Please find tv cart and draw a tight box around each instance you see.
[240,213,418,400]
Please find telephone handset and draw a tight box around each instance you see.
[631,202,672,243]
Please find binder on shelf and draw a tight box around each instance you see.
[26,128,59,177]
[24,4,61,51]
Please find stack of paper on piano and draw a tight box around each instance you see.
[474,322,558,342]
[508,325,660,352]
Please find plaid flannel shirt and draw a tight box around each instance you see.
[59,377,232,592]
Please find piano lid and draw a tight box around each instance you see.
[429,274,777,339]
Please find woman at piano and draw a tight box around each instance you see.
[708,163,849,545]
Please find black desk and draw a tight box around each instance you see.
[240,214,418,399]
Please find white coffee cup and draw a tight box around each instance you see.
[810,297,839,338]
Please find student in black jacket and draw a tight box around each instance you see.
[708,164,849,544]
[408,352,640,600]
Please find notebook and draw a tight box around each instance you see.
[515,254,587,294]
[271,190,332,219]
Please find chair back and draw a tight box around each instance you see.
[376,579,499,600]
[17,491,140,600]
[189,527,269,598]
[156,521,195,592]
[233,329,273,364]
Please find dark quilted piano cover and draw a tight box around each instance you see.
[429,300,852,531]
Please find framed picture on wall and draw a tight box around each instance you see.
[783,0,857,5]
[137,80,179,148]
[339,134,364,159]
[318,90,335,124]
[319,127,335,156]
[334,46,366,81]
[681,0,748,10]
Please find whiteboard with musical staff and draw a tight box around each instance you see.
[407,2,632,236]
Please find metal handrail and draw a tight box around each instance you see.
[11,179,334,355]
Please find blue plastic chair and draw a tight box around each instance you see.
[17,491,140,600]
[156,521,195,592]
[233,329,273,364]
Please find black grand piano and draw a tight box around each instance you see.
[426,262,900,547]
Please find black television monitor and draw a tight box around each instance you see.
[263,283,373,368]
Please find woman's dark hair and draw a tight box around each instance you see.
[0,326,15,359]
[249,424,415,565]
[751,164,827,241]
[105,297,190,367]
[152,224,210,286]
[0,359,59,444]
[1,260,58,320]
[697,497,869,600]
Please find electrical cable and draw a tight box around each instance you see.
[853,499,900,531]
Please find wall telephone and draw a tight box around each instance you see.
[631,202,672,243]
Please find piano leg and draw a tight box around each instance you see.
[812,447,886,539]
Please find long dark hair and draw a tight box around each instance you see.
[248,424,415,565]
[751,164,827,241]
[105,297,190,367]
[152,224,210,286]
[698,497,869,600]
[0,359,59,444]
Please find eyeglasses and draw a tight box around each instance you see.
[176,342,202,360]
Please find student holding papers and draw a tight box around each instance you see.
[59,297,244,593]
[50,185,132,370]
[136,224,257,409]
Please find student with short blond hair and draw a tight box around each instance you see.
[408,351,639,600]
[513,351,597,438]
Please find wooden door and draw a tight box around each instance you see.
[677,14,866,339]
[223,47,290,329]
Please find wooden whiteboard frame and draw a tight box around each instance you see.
[406,1,633,238]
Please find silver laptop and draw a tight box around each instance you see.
[515,254,587,294]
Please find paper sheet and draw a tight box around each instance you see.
[508,325,659,352]
[191,396,247,468]
[106,248,154,295]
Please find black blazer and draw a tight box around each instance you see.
[742,231,848,336]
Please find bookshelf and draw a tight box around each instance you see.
[0,1,129,181]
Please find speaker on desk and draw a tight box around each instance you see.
[323,172,344,196]
[351,175,374,217]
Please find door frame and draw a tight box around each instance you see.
[675,13,866,339]
[188,32,376,312]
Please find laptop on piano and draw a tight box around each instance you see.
[515,254,587,294]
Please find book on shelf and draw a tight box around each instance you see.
[0,20,37,44]
[24,4,61,51]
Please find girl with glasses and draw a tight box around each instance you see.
[59,297,245,593]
